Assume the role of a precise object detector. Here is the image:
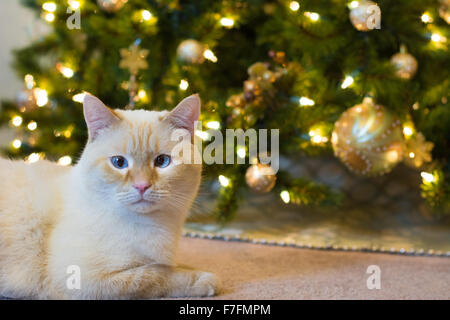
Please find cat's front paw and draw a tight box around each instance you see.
[189,271,220,297]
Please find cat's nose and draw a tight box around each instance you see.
[133,183,151,195]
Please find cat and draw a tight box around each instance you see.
[0,93,219,299]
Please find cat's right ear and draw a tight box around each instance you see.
[83,93,120,141]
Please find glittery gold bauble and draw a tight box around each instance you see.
[245,164,277,193]
[97,0,127,13]
[331,98,404,176]
[176,39,205,64]
[439,0,450,24]
[349,0,380,31]
[390,46,418,80]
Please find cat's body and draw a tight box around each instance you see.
[0,94,218,299]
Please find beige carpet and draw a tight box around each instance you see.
[177,237,450,300]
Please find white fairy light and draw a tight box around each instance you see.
[142,10,152,21]
[341,76,354,89]
[57,156,72,166]
[203,49,218,63]
[12,139,22,149]
[12,116,23,127]
[280,190,290,203]
[72,92,86,103]
[27,121,37,131]
[289,1,300,11]
[218,175,230,187]
[421,172,435,184]
[220,17,234,28]
[299,96,315,106]
[42,2,57,12]
[179,79,189,91]
[237,147,246,159]
[206,121,220,130]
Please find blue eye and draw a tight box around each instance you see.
[154,154,171,168]
[110,156,128,169]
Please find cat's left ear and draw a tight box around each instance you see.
[83,93,120,141]
[167,94,201,137]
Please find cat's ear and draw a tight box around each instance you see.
[83,93,120,141]
[167,94,201,136]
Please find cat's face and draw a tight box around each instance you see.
[78,94,202,215]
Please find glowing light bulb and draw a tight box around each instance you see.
[137,89,147,99]
[34,88,48,106]
[421,172,435,184]
[289,1,300,11]
[68,0,80,10]
[58,156,72,166]
[409,152,415,158]
[27,121,37,131]
[421,13,433,23]
[42,2,57,12]
[280,190,290,203]
[218,175,230,187]
[142,10,152,21]
[12,116,23,127]
[195,130,210,141]
[44,12,55,22]
[348,1,359,9]
[431,33,447,43]
[403,125,414,137]
[220,17,234,28]
[203,49,218,63]
[341,76,354,89]
[299,96,315,106]
[12,139,22,149]
[27,153,42,164]
[304,12,320,21]
[72,92,86,103]
[206,121,220,130]
[58,65,74,78]
[237,147,246,159]
[179,79,189,91]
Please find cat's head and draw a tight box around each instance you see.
[77,93,202,215]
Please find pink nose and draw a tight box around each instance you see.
[133,183,151,195]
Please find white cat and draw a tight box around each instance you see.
[0,94,219,299]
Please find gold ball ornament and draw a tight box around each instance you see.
[390,45,418,80]
[349,0,380,31]
[439,0,450,24]
[97,0,127,13]
[176,39,205,64]
[332,98,404,176]
[245,164,277,193]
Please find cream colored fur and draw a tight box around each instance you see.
[0,94,219,299]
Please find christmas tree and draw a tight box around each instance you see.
[1,0,449,221]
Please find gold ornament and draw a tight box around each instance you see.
[332,97,404,176]
[349,0,380,31]
[390,45,418,80]
[176,39,205,64]
[97,0,127,13]
[245,163,277,193]
[439,0,450,24]
[404,133,434,168]
[226,94,246,109]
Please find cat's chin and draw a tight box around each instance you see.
[127,199,158,214]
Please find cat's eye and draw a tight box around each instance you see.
[154,154,171,168]
[110,156,128,169]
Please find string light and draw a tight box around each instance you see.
[203,49,218,63]
[299,96,315,106]
[68,0,80,10]
[421,12,433,23]
[348,1,359,9]
[431,33,447,43]
[24,74,35,89]
[304,12,320,21]
[206,121,220,130]
[403,124,414,137]
[218,175,230,187]
[11,116,23,127]
[142,10,152,21]
[309,127,328,144]
[220,17,234,28]
[44,13,55,22]
[137,89,147,100]
[34,88,48,106]
[72,92,86,103]
[341,75,354,89]
[237,146,246,159]
[195,130,210,141]
[409,152,415,159]
[42,2,57,12]
[11,139,22,149]
[421,172,435,184]
[179,79,189,91]
[26,153,44,164]
[27,121,37,131]
[57,64,74,78]
[289,1,300,11]
[280,190,290,203]
[57,156,72,166]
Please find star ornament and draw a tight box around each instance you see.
[404,132,434,168]
[119,45,149,75]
